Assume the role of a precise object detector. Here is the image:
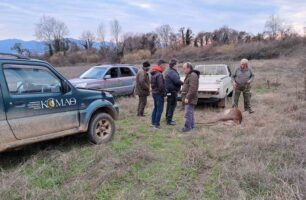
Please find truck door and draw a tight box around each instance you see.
[2,63,79,139]
[118,67,135,95]
[0,84,16,143]
[103,67,121,95]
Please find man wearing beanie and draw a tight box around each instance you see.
[135,61,151,117]
[151,59,167,129]
[165,59,183,125]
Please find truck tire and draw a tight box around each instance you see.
[218,98,226,108]
[88,113,115,144]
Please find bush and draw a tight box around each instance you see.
[122,50,151,63]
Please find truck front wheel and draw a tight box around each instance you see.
[88,113,115,144]
[218,98,226,108]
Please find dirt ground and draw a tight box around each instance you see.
[0,58,305,200]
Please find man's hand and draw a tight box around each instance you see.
[184,98,189,104]
[247,80,252,84]
[232,81,237,89]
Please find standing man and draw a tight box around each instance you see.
[165,59,183,125]
[181,62,200,132]
[151,60,167,129]
[232,58,255,113]
[135,61,151,117]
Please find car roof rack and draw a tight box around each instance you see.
[0,53,29,60]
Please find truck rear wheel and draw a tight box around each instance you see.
[88,113,115,144]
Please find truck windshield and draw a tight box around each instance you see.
[196,65,227,75]
[80,67,107,79]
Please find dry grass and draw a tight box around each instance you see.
[0,57,305,199]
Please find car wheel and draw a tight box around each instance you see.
[218,98,226,108]
[88,113,115,144]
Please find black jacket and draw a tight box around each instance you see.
[165,68,183,93]
[151,70,166,96]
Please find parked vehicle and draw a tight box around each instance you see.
[0,53,119,152]
[179,64,233,108]
[70,65,138,96]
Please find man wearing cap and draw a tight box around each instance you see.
[232,58,255,113]
[135,61,151,117]
[165,59,183,125]
[151,60,167,129]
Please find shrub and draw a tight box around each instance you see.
[122,50,151,63]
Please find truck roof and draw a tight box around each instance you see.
[0,53,50,65]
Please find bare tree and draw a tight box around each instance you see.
[265,15,284,40]
[110,19,122,47]
[11,43,31,56]
[80,30,96,50]
[185,28,193,46]
[35,15,69,55]
[155,24,172,47]
[97,22,106,45]
[179,27,185,46]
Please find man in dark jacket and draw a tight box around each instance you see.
[135,61,151,116]
[165,59,183,125]
[181,62,200,132]
[151,60,167,129]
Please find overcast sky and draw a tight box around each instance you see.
[0,0,305,40]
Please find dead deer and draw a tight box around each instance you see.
[198,107,243,125]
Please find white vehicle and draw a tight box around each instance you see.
[180,64,233,108]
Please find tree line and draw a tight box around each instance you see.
[12,14,300,62]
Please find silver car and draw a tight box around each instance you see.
[70,65,138,96]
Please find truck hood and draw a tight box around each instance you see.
[69,78,98,86]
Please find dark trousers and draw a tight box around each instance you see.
[184,104,195,130]
[137,95,147,116]
[151,94,164,126]
[165,92,178,123]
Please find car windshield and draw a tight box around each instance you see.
[196,65,227,75]
[80,67,107,79]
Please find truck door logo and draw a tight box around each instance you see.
[27,98,77,110]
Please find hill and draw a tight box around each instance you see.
[0,38,108,54]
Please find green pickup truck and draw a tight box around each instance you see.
[0,53,119,152]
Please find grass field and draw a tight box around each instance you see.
[0,58,305,200]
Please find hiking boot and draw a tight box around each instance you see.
[167,121,176,126]
[153,125,161,130]
[248,109,254,114]
[181,127,192,133]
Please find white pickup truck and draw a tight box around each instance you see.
[180,64,233,108]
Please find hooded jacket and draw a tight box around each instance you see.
[150,66,166,96]
[181,70,200,105]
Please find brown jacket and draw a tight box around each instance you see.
[135,69,150,96]
[181,70,200,105]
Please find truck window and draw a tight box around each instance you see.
[3,64,61,94]
[105,67,119,78]
[120,67,133,77]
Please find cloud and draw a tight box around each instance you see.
[270,0,306,34]
[0,0,305,40]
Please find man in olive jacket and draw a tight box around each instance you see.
[135,61,151,116]
[181,62,200,132]
[232,58,255,113]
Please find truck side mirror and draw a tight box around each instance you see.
[104,75,111,80]
[61,80,71,93]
